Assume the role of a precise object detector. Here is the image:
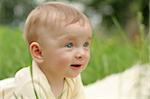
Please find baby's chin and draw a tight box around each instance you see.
[64,71,81,78]
[67,74,80,78]
[64,66,87,78]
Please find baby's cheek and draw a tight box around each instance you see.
[85,52,90,62]
[57,54,72,67]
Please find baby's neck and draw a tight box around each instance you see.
[47,75,65,98]
[38,63,65,98]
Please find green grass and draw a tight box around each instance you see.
[82,33,141,85]
[0,26,31,79]
[0,23,149,85]
[82,14,150,85]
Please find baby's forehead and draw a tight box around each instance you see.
[42,22,91,37]
[37,24,92,46]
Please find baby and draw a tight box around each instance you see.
[0,1,92,99]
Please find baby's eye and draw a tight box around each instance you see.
[83,42,89,47]
[65,42,73,48]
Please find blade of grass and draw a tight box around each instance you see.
[30,65,39,99]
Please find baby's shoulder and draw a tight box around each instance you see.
[0,67,30,89]
[14,66,35,92]
[15,66,31,82]
[0,67,31,99]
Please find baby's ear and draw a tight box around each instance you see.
[29,42,44,63]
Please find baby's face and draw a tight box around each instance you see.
[39,23,92,78]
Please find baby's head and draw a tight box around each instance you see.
[24,2,92,78]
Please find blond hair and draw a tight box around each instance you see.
[24,2,91,44]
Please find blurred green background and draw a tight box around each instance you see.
[0,0,149,85]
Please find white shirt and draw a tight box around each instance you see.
[0,61,85,99]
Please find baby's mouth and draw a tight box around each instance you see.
[70,64,82,67]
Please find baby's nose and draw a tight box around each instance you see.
[75,54,82,59]
[75,48,85,60]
